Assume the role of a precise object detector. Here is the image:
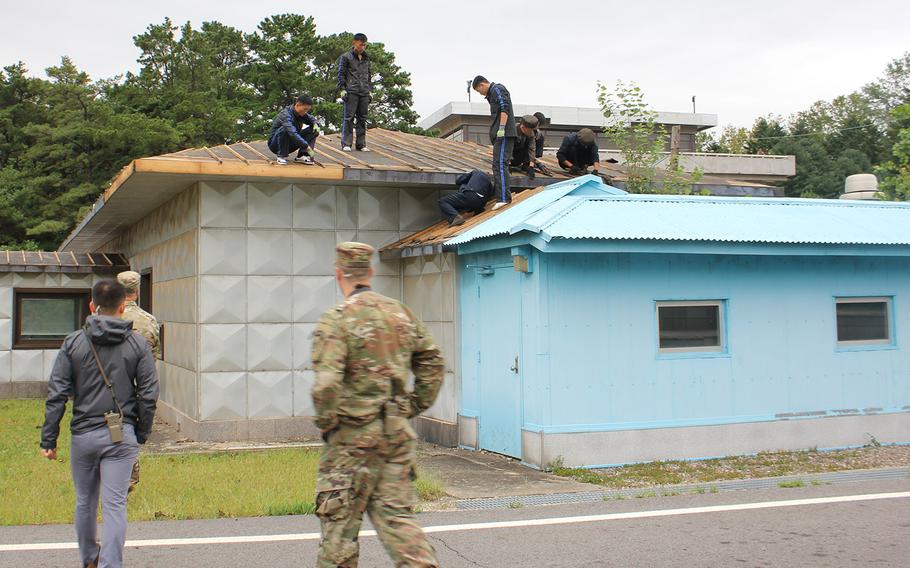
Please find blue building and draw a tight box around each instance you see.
[437,176,910,468]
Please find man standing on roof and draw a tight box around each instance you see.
[472,75,517,209]
[268,95,321,165]
[557,128,602,176]
[438,169,493,226]
[336,33,372,152]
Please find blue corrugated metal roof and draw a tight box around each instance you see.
[447,176,910,247]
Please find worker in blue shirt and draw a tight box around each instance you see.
[472,75,517,209]
[268,95,320,165]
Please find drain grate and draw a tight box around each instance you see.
[455,467,910,510]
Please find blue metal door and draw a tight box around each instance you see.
[478,267,522,458]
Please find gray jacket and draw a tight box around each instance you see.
[41,316,158,449]
[336,49,372,96]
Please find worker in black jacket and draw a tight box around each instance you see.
[41,279,158,568]
[533,112,548,159]
[336,33,372,152]
[438,170,493,226]
[557,128,602,175]
[472,75,517,208]
[268,95,321,165]
[510,114,545,175]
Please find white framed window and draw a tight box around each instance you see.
[657,300,725,353]
[835,297,893,346]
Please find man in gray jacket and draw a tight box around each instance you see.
[41,279,158,568]
[336,32,372,152]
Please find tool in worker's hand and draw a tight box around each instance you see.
[534,162,553,176]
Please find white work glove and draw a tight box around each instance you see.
[336,90,347,104]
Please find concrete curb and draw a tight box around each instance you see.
[455,467,910,510]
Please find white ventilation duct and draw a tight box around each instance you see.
[840,173,879,200]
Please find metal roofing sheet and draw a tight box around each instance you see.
[543,196,910,245]
[446,177,624,246]
[446,177,910,247]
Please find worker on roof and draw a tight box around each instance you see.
[472,75,517,210]
[438,170,493,227]
[533,112,549,160]
[336,33,372,152]
[557,128,602,176]
[510,115,550,178]
[268,94,321,166]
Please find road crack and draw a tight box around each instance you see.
[429,533,487,567]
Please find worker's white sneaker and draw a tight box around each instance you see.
[491,201,508,211]
[358,147,371,152]
[276,157,288,165]
[342,146,353,152]
[294,156,315,165]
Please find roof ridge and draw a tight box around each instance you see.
[590,194,910,208]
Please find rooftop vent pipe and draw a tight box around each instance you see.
[839,173,878,200]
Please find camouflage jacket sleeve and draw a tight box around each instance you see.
[149,317,161,359]
[404,307,445,418]
[310,308,348,432]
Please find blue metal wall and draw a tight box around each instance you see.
[460,250,910,439]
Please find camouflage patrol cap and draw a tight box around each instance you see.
[117,270,141,291]
[578,128,596,144]
[335,242,375,270]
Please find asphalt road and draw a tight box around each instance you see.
[2,479,908,567]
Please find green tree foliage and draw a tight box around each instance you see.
[697,52,909,199]
[0,58,180,248]
[876,104,910,200]
[0,14,421,249]
[597,80,701,193]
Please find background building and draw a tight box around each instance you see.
[420,102,796,185]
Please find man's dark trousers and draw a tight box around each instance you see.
[268,129,318,158]
[341,93,369,149]
[492,137,515,203]
[438,192,487,223]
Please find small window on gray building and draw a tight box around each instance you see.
[657,301,724,352]
[836,297,892,345]
[14,289,91,349]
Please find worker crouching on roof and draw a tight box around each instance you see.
[268,95,321,165]
[472,75,517,209]
[510,114,548,178]
[557,128,601,176]
[438,170,493,226]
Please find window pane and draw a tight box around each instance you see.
[20,298,82,340]
[837,301,889,342]
[659,305,720,349]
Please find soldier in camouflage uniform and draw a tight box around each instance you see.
[116,271,161,493]
[311,242,445,568]
[116,271,161,359]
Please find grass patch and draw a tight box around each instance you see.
[548,444,910,490]
[1,399,429,525]
[507,501,524,509]
[414,469,446,501]
[778,480,805,488]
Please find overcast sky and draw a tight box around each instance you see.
[2,0,908,129]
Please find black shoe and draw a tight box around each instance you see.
[449,214,465,227]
